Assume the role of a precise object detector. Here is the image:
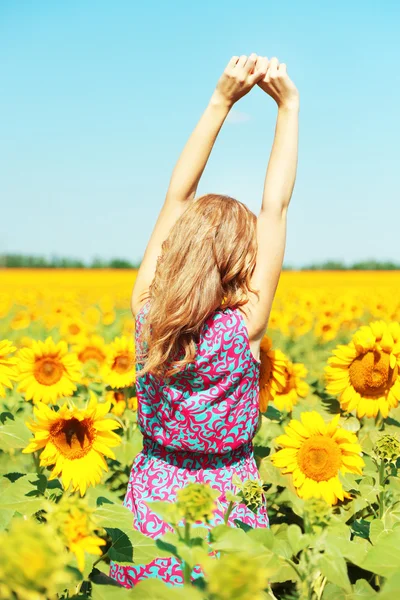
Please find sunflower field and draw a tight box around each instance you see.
[1,268,400,600]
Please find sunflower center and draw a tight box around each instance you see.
[297,435,342,481]
[112,352,135,374]
[113,391,125,403]
[50,417,95,459]
[79,347,106,364]
[349,350,398,397]
[34,357,64,386]
[69,324,81,335]
[260,355,272,383]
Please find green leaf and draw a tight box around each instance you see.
[95,504,169,564]
[361,529,400,577]
[145,500,181,526]
[350,578,377,598]
[210,524,268,557]
[379,572,400,600]
[105,527,134,563]
[91,584,129,600]
[0,474,43,516]
[286,524,308,555]
[129,578,204,599]
[369,519,387,544]
[0,418,31,451]
[318,549,352,593]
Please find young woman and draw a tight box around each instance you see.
[109,53,299,588]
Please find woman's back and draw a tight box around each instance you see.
[135,299,261,454]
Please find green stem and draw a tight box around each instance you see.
[183,521,192,585]
[378,460,386,519]
[284,557,304,583]
[223,501,235,525]
[92,549,108,568]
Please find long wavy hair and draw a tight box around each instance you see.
[136,194,260,379]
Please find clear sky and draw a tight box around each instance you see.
[1,0,399,268]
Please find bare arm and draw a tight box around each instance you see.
[246,57,300,338]
[131,54,268,314]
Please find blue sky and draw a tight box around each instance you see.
[1,0,399,267]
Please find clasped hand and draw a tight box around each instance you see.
[213,53,299,110]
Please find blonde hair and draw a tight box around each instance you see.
[136,194,260,379]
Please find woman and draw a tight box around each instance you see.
[109,53,299,587]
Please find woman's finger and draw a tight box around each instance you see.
[268,57,280,76]
[226,56,239,71]
[245,52,258,73]
[236,55,248,69]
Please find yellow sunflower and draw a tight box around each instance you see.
[22,391,121,495]
[271,411,364,505]
[73,334,108,385]
[101,336,136,389]
[259,336,288,412]
[0,340,18,398]
[106,390,138,416]
[273,361,310,412]
[51,498,106,572]
[59,315,91,343]
[16,337,81,404]
[324,321,400,419]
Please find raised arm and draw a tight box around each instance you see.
[246,57,300,339]
[131,54,268,315]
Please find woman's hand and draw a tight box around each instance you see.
[255,56,299,109]
[211,53,269,108]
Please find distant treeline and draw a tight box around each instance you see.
[0,254,399,270]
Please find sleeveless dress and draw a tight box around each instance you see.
[109,300,269,588]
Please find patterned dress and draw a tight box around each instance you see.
[109,299,269,588]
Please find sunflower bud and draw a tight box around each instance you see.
[207,552,269,600]
[176,482,220,523]
[232,474,265,511]
[374,434,400,463]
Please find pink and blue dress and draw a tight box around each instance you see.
[109,300,269,588]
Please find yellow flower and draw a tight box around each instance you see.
[10,310,31,330]
[128,395,138,411]
[101,336,136,389]
[49,497,106,572]
[0,518,73,600]
[73,334,108,385]
[232,474,265,511]
[259,335,288,412]
[0,340,18,398]
[106,390,126,416]
[16,337,81,404]
[106,391,138,415]
[271,411,364,505]
[324,321,400,419]
[273,361,310,412]
[59,314,91,343]
[22,391,121,495]
[176,482,220,523]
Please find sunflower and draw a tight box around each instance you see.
[0,340,18,397]
[259,336,288,412]
[106,391,138,416]
[273,361,310,412]
[22,391,121,495]
[271,411,364,505]
[16,337,81,404]
[73,334,108,385]
[324,321,400,419]
[59,315,91,343]
[101,336,136,389]
[10,310,31,330]
[51,498,106,572]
